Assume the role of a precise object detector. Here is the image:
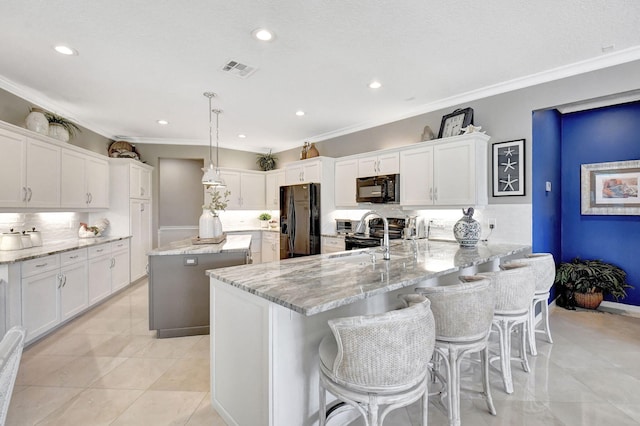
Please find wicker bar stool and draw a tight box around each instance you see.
[504,253,555,356]
[410,279,497,426]
[318,297,435,426]
[0,326,26,425]
[470,264,535,394]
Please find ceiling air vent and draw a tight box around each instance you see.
[221,60,257,79]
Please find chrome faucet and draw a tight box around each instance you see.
[356,210,390,260]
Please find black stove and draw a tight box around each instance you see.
[344,217,405,250]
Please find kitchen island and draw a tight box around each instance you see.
[207,239,530,426]
[147,235,251,338]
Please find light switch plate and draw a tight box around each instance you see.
[545,181,552,192]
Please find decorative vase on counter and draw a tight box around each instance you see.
[25,108,49,135]
[453,207,481,248]
[48,123,70,142]
[212,215,223,238]
[199,209,215,239]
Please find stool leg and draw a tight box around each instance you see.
[496,319,514,394]
[367,395,379,426]
[481,346,496,416]
[528,299,538,356]
[520,322,530,373]
[422,383,429,426]
[319,380,327,426]
[542,300,553,344]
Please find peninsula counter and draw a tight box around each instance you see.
[207,239,530,425]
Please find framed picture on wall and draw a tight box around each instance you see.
[492,139,525,196]
[581,160,640,215]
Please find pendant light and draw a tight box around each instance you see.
[202,92,226,187]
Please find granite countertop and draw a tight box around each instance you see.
[207,239,530,316]
[0,235,131,265]
[148,235,252,256]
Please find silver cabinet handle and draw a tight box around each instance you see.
[86,193,90,204]
[57,273,63,289]
[35,262,48,268]
[96,248,104,253]
[70,255,79,259]
[62,274,67,287]
[110,258,115,268]
[88,193,93,203]
[22,187,28,202]
[429,187,433,200]
[141,204,145,212]
[141,187,145,196]
[27,187,33,202]
[434,187,438,201]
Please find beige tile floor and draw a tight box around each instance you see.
[7,279,640,425]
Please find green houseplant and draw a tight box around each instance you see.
[554,258,632,309]
[256,150,277,171]
[44,111,81,141]
[259,212,271,228]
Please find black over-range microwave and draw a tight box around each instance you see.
[355,174,400,204]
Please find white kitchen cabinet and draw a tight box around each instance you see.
[88,245,112,305]
[21,256,60,342]
[400,133,489,207]
[321,235,346,254]
[100,158,154,284]
[216,169,266,210]
[334,159,359,207]
[285,158,323,184]
[59,249,89,321]
[261,231,280,263]
[111,240,131,293]
[130,199,151,282]
[61,149,109,209]
[0,132,61,209]
[265,170,285,210]
[357,152,399,178]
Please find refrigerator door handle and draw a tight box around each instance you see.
[288,190,295,257]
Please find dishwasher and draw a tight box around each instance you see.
[148,251,248,338]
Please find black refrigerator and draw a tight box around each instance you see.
[280,183,321,259]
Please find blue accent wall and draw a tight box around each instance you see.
[560,102,640,306]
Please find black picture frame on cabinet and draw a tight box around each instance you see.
[437,107,474,139]
[493,139,525,196]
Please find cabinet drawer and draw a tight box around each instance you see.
[61,248,87,266]
[22,255,60,277]
[88,244,110,259]
[110,240,129,253]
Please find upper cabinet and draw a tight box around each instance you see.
[357,152,399,177]
[0,127,61,209]
[130,163,152,200]
[265,170,285,210]
[61,149,109,209]
[400,133,489,207]
[216,169,266,210]
[285,158,324,184]
[334,159,358,207]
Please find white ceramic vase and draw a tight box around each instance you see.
[25,109,49,135]
[48,123,70,142]
[212,215,223,238]
[199,209,215,238]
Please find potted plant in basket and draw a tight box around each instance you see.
[259,212,272,228]
[256,150,277,171]
[44,111,81,142]
[554,258,633,309]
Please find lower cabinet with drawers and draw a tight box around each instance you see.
[18,239,130,344]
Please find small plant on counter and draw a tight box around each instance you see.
[205,187,230,217]
[259,213,272,221]
[43,111,82,139]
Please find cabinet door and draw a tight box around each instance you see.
[218,171,242,209]
[265,171,285,210]
[400,147,434,206]
[130,164,152,199]
[433,140,476,205]
[302,161,321,183]
[111,248,130,292]
[60,150,87,208]
[0,128,26,207]
[26,138,61,207]
[284,164,303,185]
[88,255,112,304]
[60,261,88,320]
[334,159,358,207]
[139,167,152,200]
[87,157,109,208]
[377,152,400,175]
[321,236,346,254]
[22,270,60,341]
[240,173,266,209]
[357,155,378,178]
[130,200,151,282]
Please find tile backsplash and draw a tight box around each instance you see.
[0,212,89,243]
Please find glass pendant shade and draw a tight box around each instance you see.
[202,92,226,187]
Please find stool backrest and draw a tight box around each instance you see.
[0,326,26,425]
[327,298,435,390]
[417,279,494,343]
[478,264,535,315]
[504,253,555,293]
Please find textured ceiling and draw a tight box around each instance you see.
[1,0,640,153]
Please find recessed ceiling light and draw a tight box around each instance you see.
[253,28,274,42]
[238,134,246,138]
[54,45,78,56]
[369,81,382,89]
[295,110,305,116]
[157,120,169,125]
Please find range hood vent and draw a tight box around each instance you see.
[221,60,257,79]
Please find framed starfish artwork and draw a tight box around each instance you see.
[492,139,525,196]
